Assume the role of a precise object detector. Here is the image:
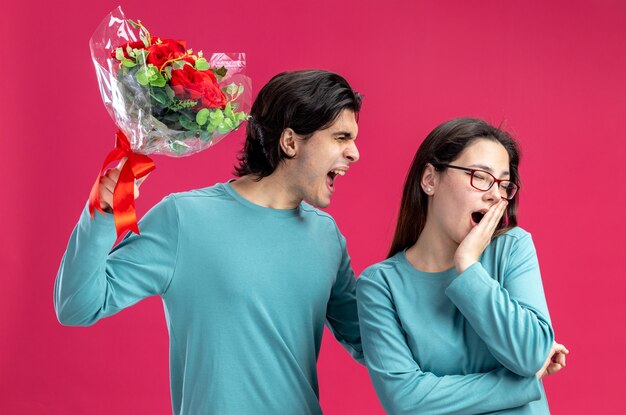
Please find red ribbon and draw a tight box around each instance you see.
[88,131,156,237]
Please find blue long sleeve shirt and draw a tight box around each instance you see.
[55,182,363,414]
[356,227,554,414]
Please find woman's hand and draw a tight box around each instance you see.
[536,342,569,379]
[454,199,508,274]
[99,158,149,213]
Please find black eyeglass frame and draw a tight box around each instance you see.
[435,164,520,200]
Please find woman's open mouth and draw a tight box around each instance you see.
[471,211,486,225]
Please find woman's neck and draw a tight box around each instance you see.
[405,220,458,272]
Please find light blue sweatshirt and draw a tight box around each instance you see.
[357,227,554,414]
[55,182,363,414]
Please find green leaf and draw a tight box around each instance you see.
[135,49,149,64]
[179,114,200,131]
[147,64,159,76]
[127,19,140,29]
[150,72,167,87]
[198,131,212,142]
[217,123,230,134]
[195,58,210,71]
[136,68,150,85]
[212,66,228,78]
[225,83,238,95]
[209,109,224,124]
[224,102,233,117]
[122,59,136,68]
[237,112,249,123]
[151,88,171,106]
[172,60,187,70]
[162,111,180,121]
[196,108,210,126]
[115,48,125,61]
[238,84,245,96]
[168,140,189,155]
[164,85,176,99]
[140,30,150,47]
[163,66,173,80]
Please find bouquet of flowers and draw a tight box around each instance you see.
[88,7,251,236]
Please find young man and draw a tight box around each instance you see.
[55,70,363,414]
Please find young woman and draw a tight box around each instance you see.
[357,118,568,414]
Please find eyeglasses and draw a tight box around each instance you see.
[437,164,519,200]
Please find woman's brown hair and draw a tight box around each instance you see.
[388,118,521,258]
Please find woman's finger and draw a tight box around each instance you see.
[481,199,507,236]
[554,351,566,367]
[546,362,563,376]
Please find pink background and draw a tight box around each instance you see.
[2,0,625,413]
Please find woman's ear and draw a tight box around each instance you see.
[279,128,297,157]
[421,163,437,195]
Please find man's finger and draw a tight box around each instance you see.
[116,157,128,170]
[101,175,117,194]
[106,168,121,183]
[136,172,150,188]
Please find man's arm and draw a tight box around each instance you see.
[54,196,179,326]
[325,232,364,363]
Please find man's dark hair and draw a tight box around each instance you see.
[234,70,362,178]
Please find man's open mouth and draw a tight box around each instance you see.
[326,169,346,191]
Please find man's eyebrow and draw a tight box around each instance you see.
[332,131,355,139]
[468,164,510,176]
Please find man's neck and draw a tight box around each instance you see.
[230,172,302,210]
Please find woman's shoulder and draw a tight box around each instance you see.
[488,226,537,263]
[493,226,534,248]
[358,253,405,285]
[499,226,531,240]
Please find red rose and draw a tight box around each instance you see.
[145,38,187,69]
[170,64,227,110]
[111,41,147,59]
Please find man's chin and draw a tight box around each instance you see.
[305,196,331,209]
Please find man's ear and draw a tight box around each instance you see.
[421,163,438,195]
[279,128,297,157]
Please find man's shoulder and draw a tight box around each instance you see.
[168,183,228,203]
[300,202,337,224]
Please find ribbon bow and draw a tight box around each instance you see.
[89,131,156,237]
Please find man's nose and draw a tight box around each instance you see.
[345,141,360,163]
